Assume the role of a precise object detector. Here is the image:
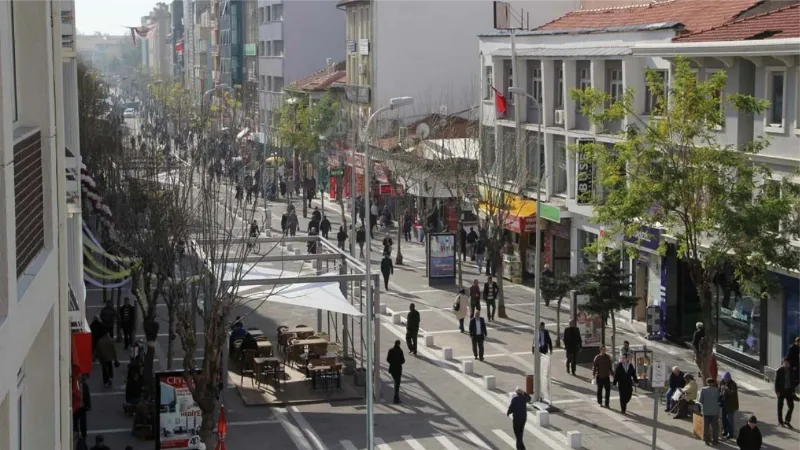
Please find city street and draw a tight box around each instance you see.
[83,193,798,450]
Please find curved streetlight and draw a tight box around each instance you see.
[362,96,413,450]
[508,85,546,409]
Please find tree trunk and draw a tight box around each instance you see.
[556,297,562,348]
[689,261,715,381]
[166,306,175,370]
[455,203,463,286]
[395,197,404,266]
[610,310,617,364]
[301,155,308,218]
[600,318,607,347]
[142,313,159,401]
[197,396,217,447]
[495,250,508,319]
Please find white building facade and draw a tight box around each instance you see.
[0,1,83,448]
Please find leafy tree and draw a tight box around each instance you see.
[539,275,579,347]
[571,57,800,378]
[578,252,638,361]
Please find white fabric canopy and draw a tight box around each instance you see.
[219,264,363,317]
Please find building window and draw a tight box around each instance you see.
[273,76,284,92]
[767,70,785,128]
[484,65,493,100]
[577,68,590,110]
[271,4,283,21]
[14,131,45,278]
[554,140,567,196]
[531,67,542,103]
[273,40,283,57]
[557,67,564,107]
[644,70,668,115]
[608,69,623,103]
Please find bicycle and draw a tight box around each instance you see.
[248,235,261,254]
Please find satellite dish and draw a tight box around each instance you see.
[439,104,448,116]
[417,123,430,139]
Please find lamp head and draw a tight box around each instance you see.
[508,87,526,96]
[389,96,414,108]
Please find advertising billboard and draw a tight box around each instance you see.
[155,371,204,450]
[427,233,456,283]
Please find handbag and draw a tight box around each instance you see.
[453,300,460,312]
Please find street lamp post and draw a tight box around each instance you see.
[362,96,413,450]
[508,86,547,409]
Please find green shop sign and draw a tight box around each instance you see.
[539,204,561,223]
[244,43,256,56]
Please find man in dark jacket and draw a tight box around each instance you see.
[118,297,135,350]
[787,337,799,389]
[356,226,366,258]
[89,316,105,356]
[483,276,499,321]
[466,227,478,260]
[666,366,686,412]
[281,212,288,236]
[775,358,795,428]
[469,311,488,361]
[469,279,482,317]
[459,227,468,261]
[337,226,348,250]
[536,322,553,355]
[99,301,116,338]
[506,387,531,450]
[736,415,762,450]
[387,340,405,404]
[563,320,582,375]
[320,215,331,239]
[406,303,420,355]
[380,253,394,290]
[593,345,613,408]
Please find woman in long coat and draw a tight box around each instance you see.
[613,354,638,414]
[453,288,470,333]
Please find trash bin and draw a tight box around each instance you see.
[342,357,356,375]
[354,368,366,386]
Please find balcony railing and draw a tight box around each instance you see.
[14,130,45,277]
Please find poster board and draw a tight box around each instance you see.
[427,233,456,286]
[155,370,204,450]
[575,295,603,347]
[541,354,552,405]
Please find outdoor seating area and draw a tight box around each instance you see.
[231,324,363,406]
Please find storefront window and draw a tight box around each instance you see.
[782,274,800,356]
[713,274,761,361]
[577,229,597,275]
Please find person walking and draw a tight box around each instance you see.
[287,210,298,237]
[406,303,420,355]
[563,320,582,376]
[666,366,686,413]
[483,276,499,321]
[99,300,116,338]
[699,378,721,445]
[736,416,762,450]
[95,332,118,387]
[356,226,366,258]
[89,316,105,357]
[469,279,482,317]
[469,310,487,361]
[320,215,331,239]
[720,372,740,439]
[403,213,412,242]
[453,288,469,333]
[786,337,799,389]
[380,253,394,290]
[370,203,379,234]
[387,340,405,404]
[72,366,91,440]
[536,322,553,355]
[118,297,135,350]
[613,354,638,414]
[336,225,348,250]
[466,227,478,260]
[506,387,531,450]
[475,238,486,274]
[776,358,796,428]
[593,345,613,408]
[281,211,288,236]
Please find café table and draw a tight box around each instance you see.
[283,326,315,339]
[307,363,342,391]
[247,328,265,339]
[256,340,273,357]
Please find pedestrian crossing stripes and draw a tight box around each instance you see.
[338,430,521,450]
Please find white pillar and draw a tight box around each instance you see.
[541,59,556,128]
[563,60,577,131]
[589,59,606,134]
[622,57,645,126]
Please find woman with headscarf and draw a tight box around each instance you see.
[613,353,638,414]
[720,372,740,439]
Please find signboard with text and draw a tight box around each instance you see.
[576,139,594,205]
[427,233,456,285]
[155,371,203,450]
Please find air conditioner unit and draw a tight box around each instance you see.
[555,109,565,125]
[398,126,408,140]
[358,64,366,76]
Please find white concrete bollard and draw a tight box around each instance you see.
[442,347,453,360]
[566,431,581,449]
[378,304,388,315]
[424,335,435,347]
[462,360,474,374]
[392,313,402,325]
[535,410,550,427]
[286,243,293,251]
[483,375,496,390]
[294,248,302,255]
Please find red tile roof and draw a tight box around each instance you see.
[287,61,346,92]
[673,2,799,41]
[538,0,763,34]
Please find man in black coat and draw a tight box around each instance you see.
[666,366,686,413]
[736,415,762,450]
[320,215,331,239]
[387,340,405,404]
[469,311,488,361]
[775,358,796,428]
[563,319,582,375]
[406,303,420,355]
[118,297,135,350]
[380,253,394,290]
[536,322,553,355]
[483,276,499,321]
[786,337,799,389]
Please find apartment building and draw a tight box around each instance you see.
[75,34,130,71]
[478,0,799,377]
[139,5,173,80]
[170,0,185,81]
[0,0,84,448]
[257,1,345,141]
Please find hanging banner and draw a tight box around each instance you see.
[155,371,204,450]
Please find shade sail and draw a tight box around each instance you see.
[219,264,363,317]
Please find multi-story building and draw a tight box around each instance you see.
[140,4,173,80]
[192,1,214,99]
[76,34,130,71]
[170,0,185,81]
[0,0,85,448]
[219,0,244,88]
[257,1,345,143]
[243,0,260,132]
[478,0,799,377]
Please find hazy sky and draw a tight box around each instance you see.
[75,0,160,35]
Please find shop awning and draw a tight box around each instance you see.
[478,195,537,233]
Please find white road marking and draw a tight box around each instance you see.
[433,433,462,450]
[340,441,358,450]
[401,435,426,450]
[465,431,493,449]
[493,429,518,447]
[275,407,314,450]
[374,437,392,450]
[288,405,328,450]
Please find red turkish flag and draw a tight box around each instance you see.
[217,406,228,439]
[491,86,507,119]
